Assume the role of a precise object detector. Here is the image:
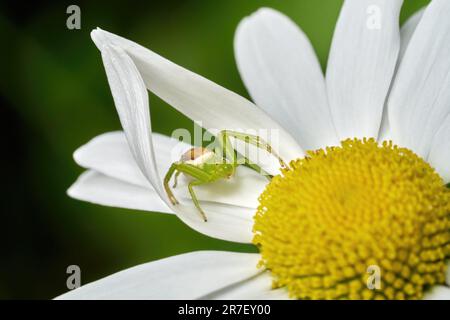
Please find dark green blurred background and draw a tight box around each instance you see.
[0,0,428,299]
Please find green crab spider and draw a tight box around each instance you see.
[163,130,287,222]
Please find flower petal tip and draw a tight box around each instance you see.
[91,28,110,51]
[239,7,282,26]
[252,7,279,18]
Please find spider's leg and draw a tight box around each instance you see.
[164,163,180,205]
[170,163,213,222]
[219,130,288,169]
[173,170,182,188]
[188,180,208,222]
[215,130,237,166]
[241,160,273,180]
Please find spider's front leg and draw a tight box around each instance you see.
[218,130,288,169]
[215,130,271,178]
[164,162,213,222]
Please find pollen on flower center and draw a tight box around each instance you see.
[253,138,450,300]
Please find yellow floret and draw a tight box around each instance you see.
[253,138,450,300]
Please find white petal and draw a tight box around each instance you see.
[67,170,172,213]
[202,271,289,300]
[95,45,256,243]
[74,131,191,188]
[68,171,256,242]
[398,7,425,63]
[388,0,450,158]
[55,251,260,300]
[377,7,425,142]
[234,8,338,151]
[74,131,267,209]
[100,44,161,192]
[377,111,392,142]
[74,131,151,188]
[184,166,267,209]
[428,117,450,183]
[423,285,450,300]
[183,202,255,243]
[326,0,402,140]
[91,28,303,163]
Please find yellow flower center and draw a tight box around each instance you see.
[253,138,450,300]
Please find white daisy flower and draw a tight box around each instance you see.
[59,0,450,300]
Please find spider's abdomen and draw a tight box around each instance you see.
[180,147,216,166]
